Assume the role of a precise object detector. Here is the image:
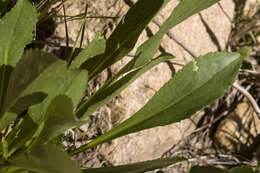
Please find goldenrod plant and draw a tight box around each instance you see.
[0,0,253,172]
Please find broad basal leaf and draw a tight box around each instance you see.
[0,0,37,67]
[27,60,87,124]
[0,49,88,131]
[83,157,185,173]
[0,0,37,120]
[0,50,57,131]
[11,144,82,173]
[39,95,84,143]
[71,52,242,153]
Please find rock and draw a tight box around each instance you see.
[244,0,260,17]
[53,0,235,166]
[53,0,128,46]
[214,102,260,158]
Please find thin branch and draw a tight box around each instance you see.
[233,82,260,117]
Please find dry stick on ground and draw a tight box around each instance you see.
[233,82,260,116]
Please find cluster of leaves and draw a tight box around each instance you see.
[0,0,253,172]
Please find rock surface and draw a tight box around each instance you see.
[54,0,235,166]
[215,102,260,158]
[244,0,260,17]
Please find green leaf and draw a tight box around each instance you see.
[27,61,87,124]
[4,167,29,173]
[0,50,58,131]
[39,95,84,143]
[81,0,167,79]
[238,47,251,60]
[0,49,88,131]
[0,0,8,16]
[76,53,174,119]
[83,157,185,173]
[229,166,255,173]
[11,144,82,173]
[0,64,12,116]
[0,0,37,122]
[71,52,242,153]
[0,0,37,67]
[132,0,220,69]
[71,32,106,69]
[64,70,88,108]
[7,115,38,157]
[190,166,228,173]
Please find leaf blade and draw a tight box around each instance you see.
[11,144,82,173]
[0,0,37,67]
[39,95,84,143]
[70,32,105,69]
[132,0,221,69]
[71,52,242,153]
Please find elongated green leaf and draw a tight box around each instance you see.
[11,144,82,173]
[78,0,221,114]
[190,166,228,173]
[0,0,37,67]
[83,157,185,173]
[229,166,255,173]
[70,32,106,69]
[132,0,220,69]
[39,95,84,143]
[76,53,174,119]
[4,167,29,173]
[71,52,242,153]
[81,0,168,78]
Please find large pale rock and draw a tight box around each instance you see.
[54,0,235,165]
